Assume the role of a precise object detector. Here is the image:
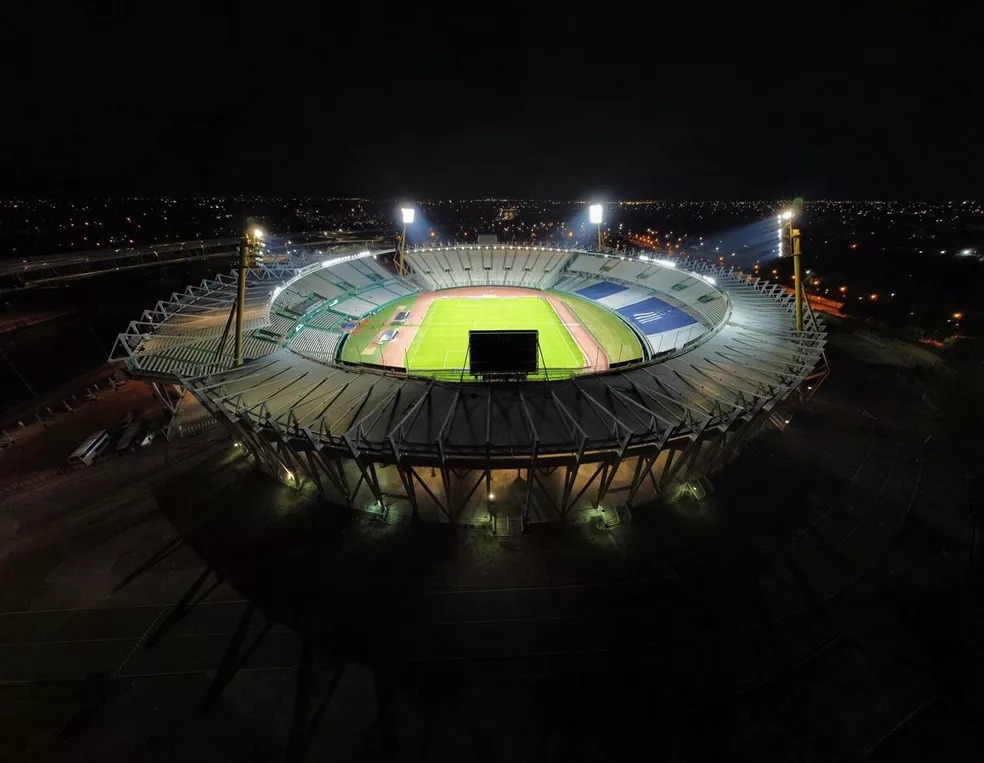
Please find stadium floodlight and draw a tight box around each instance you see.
[396,206,415,276]
[589,203,604,250]
[777,207,806,332]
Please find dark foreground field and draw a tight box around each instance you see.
[0,340,980,762]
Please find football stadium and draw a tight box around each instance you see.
[111,232,825,528]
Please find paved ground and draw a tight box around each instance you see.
[0,336,980,761]
[0,381,158,485]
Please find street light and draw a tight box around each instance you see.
[589,204,603,250]
[396,206,415,276]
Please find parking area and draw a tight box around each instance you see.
[0,379,161,486]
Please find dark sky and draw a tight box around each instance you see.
[2,3,981,199]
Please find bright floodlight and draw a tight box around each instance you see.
[781,210,794,220]
[589,204,603,224]
[401,208,415,224]
[252,227,264,238]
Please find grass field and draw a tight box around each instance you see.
[406,297,584,375]
[339,293,421,363]
[549,291,644,364]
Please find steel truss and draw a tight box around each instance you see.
[182,379,781,524]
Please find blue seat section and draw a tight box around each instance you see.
[576,281,627,300]
[616,297,698,335]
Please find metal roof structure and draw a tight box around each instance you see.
[112,243,825,526]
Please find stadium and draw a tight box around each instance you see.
[111,232,826,529]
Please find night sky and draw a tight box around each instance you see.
[2,3,981,199]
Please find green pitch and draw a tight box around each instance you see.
[549,291,644,364]
[406,297,584,375]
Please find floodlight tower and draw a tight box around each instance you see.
[778,209,804,333]
[589,204,604,251]
[396,207,414,277]
[218,225,263,367]
[234,227,263,366]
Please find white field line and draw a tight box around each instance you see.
[541,297,586,367]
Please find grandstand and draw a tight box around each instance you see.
[287,328,344,364]
[406,245,569,290]
[405,247,730,359]
[112,242,824,527]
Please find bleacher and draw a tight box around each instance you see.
[546,253,733,357]
[117,252,403,378]
[564,254,727,330]
[322,279,419,319]
[273,288,309,312]
[330,295,377,317]
[286,293,322,316]
[134,334,279,376]
[308,272,349,300]
[406,246,571,291]
[287,327,343,364]
[306,310,345,331]
[267,312,298,337]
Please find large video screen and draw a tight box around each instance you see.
[469,330,538,375]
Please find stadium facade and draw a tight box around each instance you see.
[111,241,825,528]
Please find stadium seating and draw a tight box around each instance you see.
[133,333,279,376]
[266,312,297,337]
[272,262,421,320]
[564,254,727,330]
[397,246,729,359]
[330,295,378,317]
[305,310,346,331]
[406,246,571,291]
[287,327,344,364]
[547,254,731,357]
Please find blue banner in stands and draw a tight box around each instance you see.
[616,297,697,335]
[575,281,627,300]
